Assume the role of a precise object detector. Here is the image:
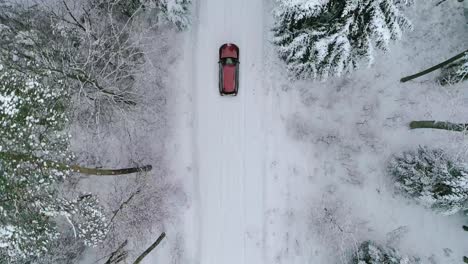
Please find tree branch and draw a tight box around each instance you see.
[45,67,137,106]
[108,188,141,226]
[435,0,449,6]
[104,240,128,264]
[133,233,166,264]
[400,49,468,82]
[62,0,87,33]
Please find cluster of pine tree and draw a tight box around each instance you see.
[398,3,467,215]
[272,1,468,262]
[272,0,413,80]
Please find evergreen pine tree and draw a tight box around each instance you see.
[0,62,107,263]
[273,0,413,80]
[388,146,468,215]
[351,240,420,264]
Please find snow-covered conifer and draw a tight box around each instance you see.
[388,146,468,215]
[273,0,413,80]
[0,66,107,262]
[351,240,420,264]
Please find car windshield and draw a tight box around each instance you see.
[225,58,235,65]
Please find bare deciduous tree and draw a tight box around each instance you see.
[0,0,160,126]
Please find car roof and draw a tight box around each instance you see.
[222,64,236,93]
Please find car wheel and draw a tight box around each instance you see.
[218,64,224,95]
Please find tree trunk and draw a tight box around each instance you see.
[133,232,166,264]
[70,164,152,175]
[409,120,468,132]
[400,49,468,82]
[0,152,152,175]
[464,0,468,25]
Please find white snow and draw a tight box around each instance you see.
[66,0,468,263]
[0,225,15,248]
[277,0,330,18]
[0,93,19,117]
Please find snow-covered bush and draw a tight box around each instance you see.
[272,0,413,80]
[0,66,107,262]
[438,52,468,85]
[351,240,420,264]
[388,146,468,215]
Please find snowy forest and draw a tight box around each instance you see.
[0,0,467,263]
[271,0,468,263]
[0,0,190,263]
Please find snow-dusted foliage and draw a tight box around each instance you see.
[0,69,60,260]
[351,240,420,264]
[56,195,108,248]
[0,5,72,75]
[388,147,468,215]
[393,0,414,7]
[272,0,413,80]
[158,0,191,29]
[438,52,468,85]
[0,58,107,263]
[97,0,191,30]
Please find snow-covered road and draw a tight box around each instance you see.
[191,0,266,263]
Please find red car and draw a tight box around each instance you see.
[219,43,239,96]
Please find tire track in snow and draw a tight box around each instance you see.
[189,0,201,262]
